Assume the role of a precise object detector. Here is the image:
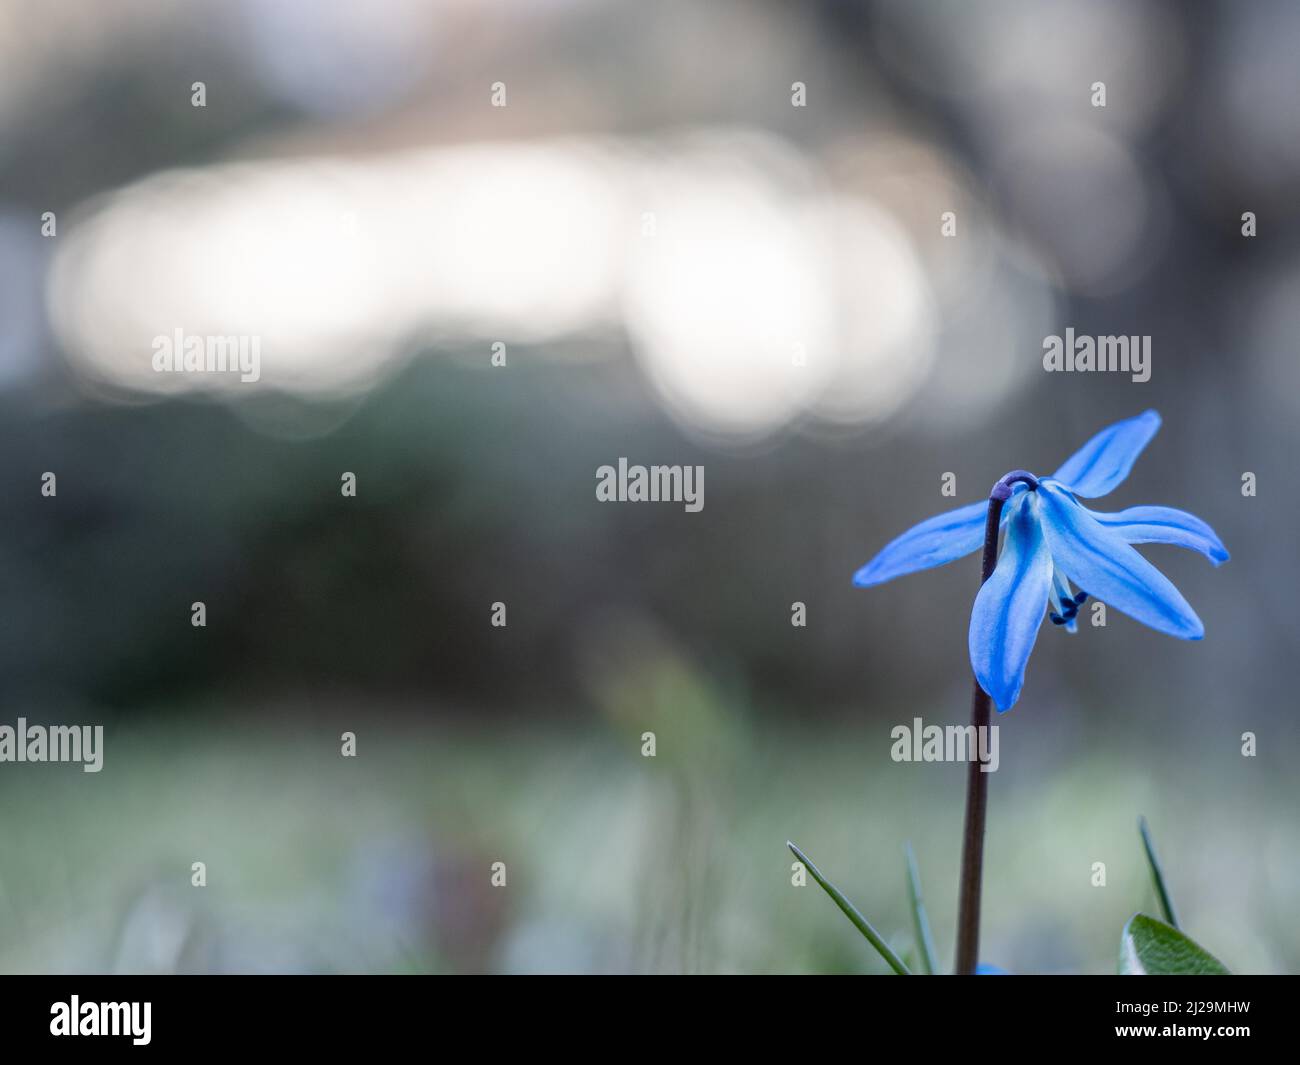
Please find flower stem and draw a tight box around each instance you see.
[954,481,1020,974]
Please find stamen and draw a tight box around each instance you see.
[1048,566,1077,630]
[1049,613,1066,625]
[1074,591,1088,605]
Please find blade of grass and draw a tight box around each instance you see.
[787,840,911,975]
[1138,815,1179,929]
[904,842,938,975]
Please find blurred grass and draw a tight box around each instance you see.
[0,695,1295,974]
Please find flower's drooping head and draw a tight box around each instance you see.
[852,411,1227,711]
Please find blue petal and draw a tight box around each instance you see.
[1087,505,1229,567]
[852,499,989,588]
[1050,409,1161,498]
[976,963,1010,975]
[968,494,1053,712]
[1037,483,1204,639]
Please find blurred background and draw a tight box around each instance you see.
[1,0,1297,974]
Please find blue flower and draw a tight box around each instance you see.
[852,410,1228,711]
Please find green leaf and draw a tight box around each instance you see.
[1138,815,1179,929]
[1119,914,1230,975]
[904,842,937,975]
[787,841,911,975]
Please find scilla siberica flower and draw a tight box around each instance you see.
[852,411,1227,711]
